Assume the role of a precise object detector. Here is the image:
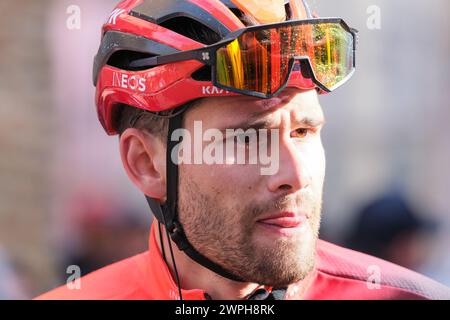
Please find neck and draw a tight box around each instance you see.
[156,223,265,300]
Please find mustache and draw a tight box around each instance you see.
[246,193,315,220]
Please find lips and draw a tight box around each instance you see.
[257,212,307,228]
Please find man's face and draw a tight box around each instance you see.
[177,88,326,286]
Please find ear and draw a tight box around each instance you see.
[119,128,166,201]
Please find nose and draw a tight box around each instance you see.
[266,136,310,195]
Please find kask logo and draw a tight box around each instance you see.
[202,85,231,95]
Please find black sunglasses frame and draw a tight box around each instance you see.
[130,18,358,98]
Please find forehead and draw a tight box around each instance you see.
[184,88,323,127]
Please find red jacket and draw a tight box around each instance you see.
[36,221,450,300]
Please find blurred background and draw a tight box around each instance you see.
[0,0,449,298]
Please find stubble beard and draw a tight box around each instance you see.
[178,174,322,287]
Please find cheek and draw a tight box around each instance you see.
[311,139,325,170]
[298,140,326,188]
[311,142,326,188]
[184,162,262,196]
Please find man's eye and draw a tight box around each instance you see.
[291,128,310,138]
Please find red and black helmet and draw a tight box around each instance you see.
[93,0,314,135]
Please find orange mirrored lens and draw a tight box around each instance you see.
[215,21,354,95]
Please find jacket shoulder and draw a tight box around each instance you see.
[35,251,152,300]
[315,240,450,300]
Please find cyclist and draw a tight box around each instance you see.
[37,0,450,300]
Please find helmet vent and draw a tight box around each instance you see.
[107,50,157,71]
[191,65,212,81]
[159,16,221,45]
[285,3,292,20]
[228,8,247,24]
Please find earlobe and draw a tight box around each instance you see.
[119,128,166,201]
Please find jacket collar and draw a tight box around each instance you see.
[147,221,207,300]
[146,220,316,300]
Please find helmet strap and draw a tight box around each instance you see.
[145,108,245,292]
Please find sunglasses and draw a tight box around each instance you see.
[130,18,358,98]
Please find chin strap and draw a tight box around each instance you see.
[145,108,245,300]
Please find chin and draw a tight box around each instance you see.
[242,234,317,286]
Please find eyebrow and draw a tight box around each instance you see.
[221,112,325,132]
[292,116,325,128]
